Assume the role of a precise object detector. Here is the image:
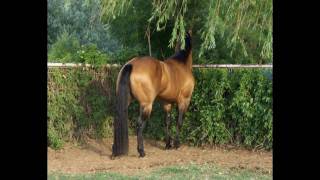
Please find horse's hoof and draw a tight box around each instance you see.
[111,152,121,160]
[139,152,145,158]
[138,149,145,157]
[174,141,180,149]
[165,144,172,150]
[110,155,116,160]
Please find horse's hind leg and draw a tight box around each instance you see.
[137,103,152,157]
[163,103,172,149]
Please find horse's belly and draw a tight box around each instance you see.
[157,89,179,103]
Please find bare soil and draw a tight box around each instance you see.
[48,136,272,175]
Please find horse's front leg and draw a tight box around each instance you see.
[174,96,191,149]
[174,109,184,149]
[137,103,152,157]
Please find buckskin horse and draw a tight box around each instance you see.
[112,30,195,157]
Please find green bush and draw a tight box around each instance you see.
[48,67,119,148]
[48,32,111,65]
[48,67,272,150]
[48,31,81,62]
[182,69,273,149]
[77,44,111,65]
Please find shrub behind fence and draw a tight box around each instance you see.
[48,66,272,150]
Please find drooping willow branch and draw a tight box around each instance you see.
[101,0,272,60]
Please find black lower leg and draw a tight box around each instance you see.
[165,113,172,149]
[174,110,184,149]
[137,113,146,157]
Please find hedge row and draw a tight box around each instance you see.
[48,66,272,150]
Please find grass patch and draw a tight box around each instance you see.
[48,163,272,180]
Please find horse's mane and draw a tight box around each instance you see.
[169,32,192,63]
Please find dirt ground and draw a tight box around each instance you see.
[48,136,272,175]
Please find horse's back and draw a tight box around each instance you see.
[129,56,163,81]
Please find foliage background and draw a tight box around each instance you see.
[47,0,272,150]
[48,67,272,150]
[48,0,272,65]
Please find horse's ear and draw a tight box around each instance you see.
[187,29,192,37]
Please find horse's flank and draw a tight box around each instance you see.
[127,55,194,105]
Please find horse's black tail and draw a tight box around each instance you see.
[112,64,132,156]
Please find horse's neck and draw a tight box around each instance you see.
[185,51,193,70]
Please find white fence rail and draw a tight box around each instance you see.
[47,63,120,68]
[192,64,272,68]
[48,63,272,69]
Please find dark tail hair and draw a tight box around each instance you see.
[112,64,132,156]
